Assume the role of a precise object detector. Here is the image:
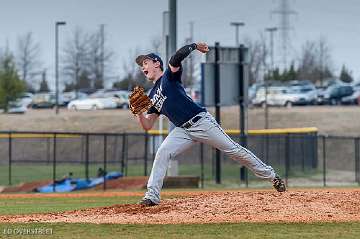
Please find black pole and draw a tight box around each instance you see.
[85,134,89,180]
[285,134,290,187]
[121,133,126,174]
[301,135,305,172]
[239,44,248,187]
[214,42,221,184]
[355,137,359,185]
[53,133,57,192]
[125,134,128,176]
[8,132,12,186]
[103,135,107,191]
[322,136,326,187]
[55,21,66,115]
[47,137,50,164]
[200,143,204,188]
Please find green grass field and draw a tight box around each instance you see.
[1,222,360,239]
[0,194,359,239]
[0,162,316,186]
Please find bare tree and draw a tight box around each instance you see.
[244,33,269,85]
[87,26,114,89]
[16,32,41,89]
[297,37,333,85]
[62,27,90,91]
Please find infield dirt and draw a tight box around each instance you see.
[1,188,359,224]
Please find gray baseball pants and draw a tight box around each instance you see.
[144,112,276,204]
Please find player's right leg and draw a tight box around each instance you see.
[140,127,194,206]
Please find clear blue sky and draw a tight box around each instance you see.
[0,0,359,89]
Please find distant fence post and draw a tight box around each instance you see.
[322,135,327,187]
[52,133,57,192]
[200,143,204,189]
[121,133,126,174]
[46,137,51,164]
[125,134,129,176]
[301,135,305,172]
[8,132,12,186]
[285,134,290,186]
[85,134,89,180]
[144,132,148,176]
[103,134,107,191]
[355,137,360,185]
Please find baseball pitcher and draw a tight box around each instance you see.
[131,42,286,206]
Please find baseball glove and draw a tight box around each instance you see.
[129,86,152,115]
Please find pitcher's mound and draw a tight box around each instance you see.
[2,189,360,224]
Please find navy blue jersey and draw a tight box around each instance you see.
[147,67,206,127]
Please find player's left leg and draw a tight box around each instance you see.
[187,112,285,192]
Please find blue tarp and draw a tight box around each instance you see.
[36,171,123,193]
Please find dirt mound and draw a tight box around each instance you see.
[93,177,148,191]
[1,177,148,193]
[2,180,53,193]
[1,189,360,224]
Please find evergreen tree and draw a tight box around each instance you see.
[339,64,353,83]
[0,55,26,112]
[39,71,50,92]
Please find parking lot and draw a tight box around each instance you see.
[1,105,359,136]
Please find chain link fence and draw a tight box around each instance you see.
[0,131,359,190]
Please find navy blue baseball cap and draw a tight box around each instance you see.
[136,53,164,70]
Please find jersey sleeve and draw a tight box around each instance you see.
[147,106,160,115]
[165,65,183,82]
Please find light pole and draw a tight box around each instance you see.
[55,21,66,114]
[230,22,245,46]
[265,27,277,129]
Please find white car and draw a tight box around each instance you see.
[103,90,129,109]
[289,85,318,105]
[67,98,117,110]
[253,86,309,107]
[62,91,88,105]
[7,100,27,114]
[18,93,33,108]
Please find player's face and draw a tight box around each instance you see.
[141,59,159,81]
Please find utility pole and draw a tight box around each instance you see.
[168,0,178,176]
[100,24,105,89]
[272,0,296,69]
[55,21,66,115]
[188,21,194,87]
[265,27,277,129]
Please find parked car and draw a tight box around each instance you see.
[62,91,88,106]
[103,90,129,109]
[289,85,318,105]
[67,97,117,110]
[17,92,33,108]
[32,93,56,108]
[317,85,354,105]
[88,89,107,98]
[8,100,27,114]
[252,86,309,107]
[341,90,360,105]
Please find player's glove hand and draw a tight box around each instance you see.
[129,86,152,115]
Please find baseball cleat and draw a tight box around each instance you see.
[272,175,286,192]
[138,198,157,207]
